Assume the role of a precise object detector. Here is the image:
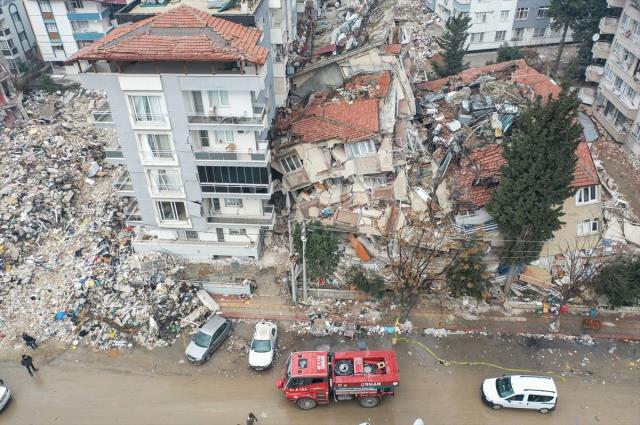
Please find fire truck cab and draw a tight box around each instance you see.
[276,350,400,410]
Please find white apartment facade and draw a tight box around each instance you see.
[587,0,640,158]
[0,0,39,74]
[23,0,131,72]
[429,0,572,51]
[69,5,276,259]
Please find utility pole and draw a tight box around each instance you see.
[301,220,308,301]
[286,193,297,304]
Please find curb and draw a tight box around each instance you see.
[219,311,640,342]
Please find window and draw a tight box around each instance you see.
[576,186,598,204]
[507,394,525,401]
[577,218,599,236]
[71,21,89,32]
[52,44,65,57]
[139,133,174,160]
[475,12,487,23]
[495,31,506,42]
[129,95,165,123]
[229,228,247,235]
[527,394,554,402]
[197,166,270,194]
[500,10,509,21]
[148,169,182,193]
[208,90,229,107]
[198,130,210,147]
[537,7,549,18]
[178,230,199,240]
[76,40,93,49]
[213,130,234,143]
[470,32,484,42]
[347,140,376,157]
[364,176,386,188]
[38,0,52,13]
[515,8,529,20]
[65,0,83,11]
[224,198,243,207]
[46,23,58,33]
[513,28,524,41]
[280,154,302,173]
[533,27,546,38]
[6,59,17,72]
[156,201,187,222]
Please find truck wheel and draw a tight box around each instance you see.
[359,397,380,408]
[296,397,317,410]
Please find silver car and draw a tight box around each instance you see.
[185,315,232,364]
[0,379,11,413]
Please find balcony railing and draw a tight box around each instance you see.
[585,65,605,82]
[186,106,266,126]
[599,16,619,34]
[592,41,611,59]
[115,174,134,193]
[206,210,275,226]
[140,149,176,162]
[200,182,272,195]
[194,149,269,162]
[152,184,183,194]
[131,113,169,126]
[452,220,498,235]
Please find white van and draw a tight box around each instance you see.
[0,379,11,412]
[481,375,557,414]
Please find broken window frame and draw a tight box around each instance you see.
[280,154,302,173]
[347,140,376,158]
[576,186,599,205]
[363,175,387,188]
[156,201,188,223]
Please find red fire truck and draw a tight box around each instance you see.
[276,350,400,410]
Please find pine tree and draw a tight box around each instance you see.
[549,0,585,77]
[446,239,490,299]
[432,15,471,77]
[569,0,608,81]
[496,43,524,64]
[486,88,583,295]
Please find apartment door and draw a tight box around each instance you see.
[213,198,221,212]
[216,228,225,242]
[192,91,204,114]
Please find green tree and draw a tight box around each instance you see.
[446,240,490,299]
[496,43,525,63]
[568,0,608,82]
[293,220,342,281]
[591,256,640,307]
[487,88,583,295]
[432,14,472,77]
[549,0,585,77]
[346,266,386,299]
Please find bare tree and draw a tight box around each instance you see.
[547,235,619,331]
[385,205,460,321]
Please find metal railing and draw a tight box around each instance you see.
[131,113,168,126]
[92,110,113,123]
[193,149,268,162]
[206,211,275,226]
[200,182,271,195]
[140,149,176,161]
[186,106,266,126]
[115,174,133,192]
[451,220,499,235]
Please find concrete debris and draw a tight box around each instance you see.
[0,89,204,351]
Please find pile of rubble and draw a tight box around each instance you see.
[0,89,205,351]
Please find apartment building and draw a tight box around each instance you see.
[0,0,38,75]
[114,0,297,107]
[430,0,571,51]
[24,0,132,73]
[587,0,640,158]
[0,53,26,125]
[66,5,276,259]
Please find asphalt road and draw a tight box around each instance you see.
[1,325,638,425]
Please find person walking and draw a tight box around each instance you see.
[246,412,258,425]
[22,333,37,349]
[20,354,38,377]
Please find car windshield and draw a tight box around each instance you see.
[193,331,212,348]
[495,377,514,398]
[251,339,271,353]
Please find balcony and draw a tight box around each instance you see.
[130,113,170,128]
[140,149,177,164]
[206,209,275,227]
[72,31,106,41]
[453,0,470,12]
[194,149,270,167]
[591,41,612,59]
[67,9,110,21]
[600,83,640,116]
[115,173,134,196]
[92,104,114,128]
[104,142,125,165]
[607,0,625,7]
[594,108,628,143]
[186,106,267,130]
[585,65,605,82]
[599,16,620,34]
[123,199,142,224]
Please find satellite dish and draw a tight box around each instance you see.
[592,33,600,42]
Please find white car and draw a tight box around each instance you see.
[0,379,11,412]
[481,375,557,414]
[248,321,277,370]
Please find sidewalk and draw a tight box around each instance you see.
[213,294,640,341]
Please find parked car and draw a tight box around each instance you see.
[481,375,557,414]
[185,315,232,364]
[0,379,11,412]
[248,321,277,370]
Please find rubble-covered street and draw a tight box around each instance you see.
[1,323,638,424]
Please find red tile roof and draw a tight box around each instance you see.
[453,142,599,209]
[291,99,379,144]
[344,71,392,99]
[417,59,560,101]
[66,5,268,65]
